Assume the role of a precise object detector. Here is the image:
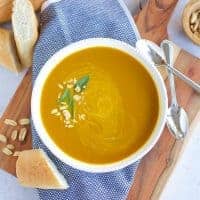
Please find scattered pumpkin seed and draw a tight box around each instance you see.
[19,128,27,142]
[4,119,17,126]
[19,118,30,125]
[6,144,15,150]
[58,83,64,89]
[0,134,7,143]
[51,108,59,115]
[67,84,73,89]
[74,86,81,93]
[2,147,13,156]
[59,105,68,111]
[73,94,81,102]
[11,130,18,141]
[63,110,71,120]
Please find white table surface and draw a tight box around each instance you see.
[0,1,200,200]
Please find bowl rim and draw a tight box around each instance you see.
[31,38,168,173]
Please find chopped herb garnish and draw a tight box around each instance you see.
[59,88,69,102]
[69,99,74,119]
[55,75,90,125]
[59,88,74,118]
[74,75,90,92]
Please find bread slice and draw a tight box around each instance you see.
[0,28,22,73]
[12,0,38,67]
[16,149,69,189]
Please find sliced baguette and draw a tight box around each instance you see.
[16,149,69,189]
[12,0,38,67]
[0,28,22,73]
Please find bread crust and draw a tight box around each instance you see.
[0,28,22,72]
[0,0,44,23]
[16,149,68,189]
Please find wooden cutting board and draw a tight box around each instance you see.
[0,0,199,199]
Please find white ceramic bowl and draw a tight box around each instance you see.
[31,38,168,173]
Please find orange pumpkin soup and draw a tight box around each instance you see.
[40,47,159,164]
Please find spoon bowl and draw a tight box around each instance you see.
[166,106,189,139]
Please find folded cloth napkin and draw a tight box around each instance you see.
[32,0,140,199]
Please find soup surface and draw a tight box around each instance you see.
[41,47,159,164]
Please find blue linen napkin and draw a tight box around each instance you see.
[32,0,140,199]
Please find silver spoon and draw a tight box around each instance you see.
[161,40,189,139]
[136,39,200,93]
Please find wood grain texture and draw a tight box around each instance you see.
[0,69,32,175]
[134,0,178,44]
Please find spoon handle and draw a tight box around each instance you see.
[161,40,178,107]
[165,65,200,94]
